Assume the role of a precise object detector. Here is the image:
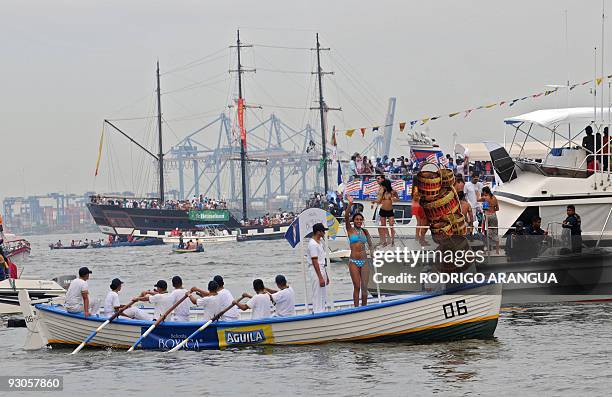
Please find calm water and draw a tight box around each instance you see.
[1,233,612,396]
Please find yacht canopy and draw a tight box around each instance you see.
[504,107,611,128]
[454,142,549,161]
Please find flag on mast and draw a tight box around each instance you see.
[94,127,105,176]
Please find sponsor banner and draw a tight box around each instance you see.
[141,324,220,350]
[188,209,230,222]
[217,324,275,348]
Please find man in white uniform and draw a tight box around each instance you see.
[234,279,272,320]
[307,223,330,313]
[65,267,99,316]
[213,275,240,321]
[140,280,174,320]
[189,280,222,321]
[169,276,191,322]
[103,278,151,320]
[265,274,296,317]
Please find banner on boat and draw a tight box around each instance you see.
[217,324,275,348]
[140,324,220,350]
[188,209,230,222]
[284,208,339,248]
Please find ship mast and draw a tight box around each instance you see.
[156,61,165,203]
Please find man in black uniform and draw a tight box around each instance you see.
[562,205,582,253]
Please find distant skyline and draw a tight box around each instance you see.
[1,0,610,202]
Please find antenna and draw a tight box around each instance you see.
[601,0,606,124]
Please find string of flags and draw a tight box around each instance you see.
[338,74,612,138]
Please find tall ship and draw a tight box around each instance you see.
[87,32,297,241]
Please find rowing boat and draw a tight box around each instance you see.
[172,246,204,254]
[21,283,501,350]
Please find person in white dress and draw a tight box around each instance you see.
[307,223,330,313]
[103,278,151,320]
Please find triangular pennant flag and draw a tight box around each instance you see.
[509,99,519,107]
[372,126,380,132]
[499,101,506,106]
[520,96,528,100]
[360,127,366,137]
[448,112,460,117]
[476,105,484,110]
[399,122,406,132]
[485,103,497,108]
[532,93,543,98]
[544,90,554,96]
[581,80,590,85]
[409,120,418,129]
[345,129,355,137]
[421,118,430,125]
[464,109,473,118]
[570,84,578,90]
[596,77,603,86]
[430,116,440,121]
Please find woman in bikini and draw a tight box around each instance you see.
[375,179,400,246]
[345,194,374,307]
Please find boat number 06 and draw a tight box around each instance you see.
[442,299,468,320]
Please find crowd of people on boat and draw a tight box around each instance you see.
[240,210,295,226]
[90,195,228,211]
[65,266,296,321]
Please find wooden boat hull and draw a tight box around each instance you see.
[32,283,501,350]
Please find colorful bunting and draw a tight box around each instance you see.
[336,74,610,139]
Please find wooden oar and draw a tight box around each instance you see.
[167,296,245,353]
[127,293,190,352]
[71,298,138,355]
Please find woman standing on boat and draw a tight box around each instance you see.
[345,195,374,307]
[374,179,399,246]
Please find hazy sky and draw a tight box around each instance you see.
[1,0,609,202]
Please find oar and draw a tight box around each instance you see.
[167,296,245,353]
[71,298,139,355]
[127,293,190,352]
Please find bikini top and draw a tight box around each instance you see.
[348,228,368,244]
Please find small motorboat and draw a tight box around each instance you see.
[20,283,501,350]
[172,245,204,254]
[49,243,89,250]
[89,238,164,248]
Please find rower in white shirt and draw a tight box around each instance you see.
[235,279,273,320]
[169,275,192,322]
[139,280,175,320]
[264,275,296,317]
[213,275,240,321]
[103,278,151,320]
[65,267,100,317]
[189,280,222,321]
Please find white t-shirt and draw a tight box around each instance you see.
[104,290,120,317]
[149,293,174,320]
[170,289,191,322]
[196,295,222,321]
[217,288,240,321]
[247,293,272,320]
[65,278,88,310]
[271,287,295,317]
[463,182,483,209]
[307,238,326,268]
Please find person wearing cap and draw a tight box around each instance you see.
[140,280,175,321]
[189,280,222,321]
[307,223,330,313]
[234,279,273,320]
[169,276,191,322]
[213,275,240,321]
[65,267,98,317]
[264,275,296,317]
[104,278,151,320]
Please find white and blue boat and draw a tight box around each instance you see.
[20,283,501,351]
